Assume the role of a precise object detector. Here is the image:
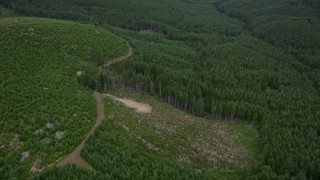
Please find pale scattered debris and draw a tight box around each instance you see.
[35,122,53,134]
[46,122,54,129]
[154,122,164,131]
[115,95,250,172]
[119,123,129,131]
[34,128,44,135]
[41,138,51,145]
[30,159,44,173]
[55,131,65,139]
[20,151,30,162]
[178,154,191,164]
[76,71,83,77]
[9,134,22,150]
[145,142,159,151]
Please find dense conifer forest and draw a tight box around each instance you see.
[0,17,127,178]
[1,0,320,179]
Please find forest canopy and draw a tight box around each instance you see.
[0,0,319,179]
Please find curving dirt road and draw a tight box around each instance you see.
[56,40,132,170]
[104,41,132,67]
[56,91,104,170]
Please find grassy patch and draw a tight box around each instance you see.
[105,89,258,178]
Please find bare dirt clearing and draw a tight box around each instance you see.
[104,94,152,113]
[139,29,165,36]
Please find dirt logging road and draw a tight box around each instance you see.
[56,91,104,170]
[104,41,132,67]
[56,40,131,169]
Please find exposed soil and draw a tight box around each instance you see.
[9,134,22,150]
[104,94,152,113]
[139,29,165,36]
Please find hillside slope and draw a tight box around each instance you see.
[0,17,127,179]
[1,0,320,179]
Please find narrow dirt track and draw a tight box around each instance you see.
[104,41,132,67]
[56,91,104,170]
[56,40,132,170]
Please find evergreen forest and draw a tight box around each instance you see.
[0,0,319,179]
